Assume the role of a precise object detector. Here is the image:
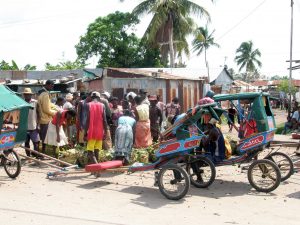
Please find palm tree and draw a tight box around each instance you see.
[235,41,262,82]
[132,0,213,68]
[192,26,219,81]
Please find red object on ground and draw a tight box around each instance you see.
[292,133,300,139]
[85,160,123,172]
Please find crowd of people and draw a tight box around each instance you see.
[23,80,182,165]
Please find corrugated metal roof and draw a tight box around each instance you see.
[233,80,253,87]
[107,67,204,81]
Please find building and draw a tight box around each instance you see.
[86,67,206,112]
[210,67,234,94]
[0,69,102,93]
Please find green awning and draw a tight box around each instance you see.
[213,92,269,102]
[0,85,32,112]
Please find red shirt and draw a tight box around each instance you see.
[52,110,67,126]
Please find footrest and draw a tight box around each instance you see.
[85,160,123,172]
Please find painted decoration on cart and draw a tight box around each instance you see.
[239,130,275,152]
[157,136,202,157]
[0,132,16,149]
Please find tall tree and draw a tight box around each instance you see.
[75,11,164,68]
[132,0,212,68]
[192,26,219,81]
[235,41,262,82]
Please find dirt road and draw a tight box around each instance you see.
[1,147,300,225]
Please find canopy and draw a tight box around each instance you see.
[213,92,269,102]
[0,85,31,112]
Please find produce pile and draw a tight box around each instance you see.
[44,143,158,167]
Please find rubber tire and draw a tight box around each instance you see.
[3,149,21,179]
[248,159,281,193]
[188,157,216,188]
[265,152,294,182]
[157,164,190,200]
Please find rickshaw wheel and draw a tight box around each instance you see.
[248,159,281,193]
[187,157,216,188]
[157,164,190,200]
[2,149,21,179]
[264,152,294,182]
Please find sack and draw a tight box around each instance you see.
[103,129,112,150]
[224,137,232,159]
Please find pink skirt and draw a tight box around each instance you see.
[134,120,152,148]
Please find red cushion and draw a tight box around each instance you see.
[85,160,123,172]
[292,133,300,139]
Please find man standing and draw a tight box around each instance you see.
[23,88,40,157]
[85,92,108,164]
[165,97,181,127]
[139,89,150,106]
[63,93,74,110]
[227,104,237,132]
[37,80,57,154]
[76,92,92,145]
[149,95,163,142]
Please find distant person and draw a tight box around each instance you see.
[23,88,40,157]
[76,92,92,145]
[44,109,76,158]
[291,106,300,130]
[110,97,123,145]
[55,96,65,110]
[114,110,136,164]
[133,95,152,148]
[85,92,108,164]
[63,93,74,110]
[227,104,237,132]
[37,80,57,155]
[149,95,163,142]
[139,89,150,106]
[165,97,181,127]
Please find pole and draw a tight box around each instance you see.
[288,0,294,115]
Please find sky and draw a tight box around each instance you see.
[0,0,300,79]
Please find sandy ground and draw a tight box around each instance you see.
[1,108,299,225]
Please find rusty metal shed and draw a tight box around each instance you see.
[86,67,206,112]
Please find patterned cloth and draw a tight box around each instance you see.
[134,120,152,148]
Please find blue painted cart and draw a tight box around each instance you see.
[0,85,31,178]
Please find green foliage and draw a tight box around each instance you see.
[235,41,262,81]
[278,79,297,94]
[132,0,212,67]
[75,11,164,68]
[270,75,288,80]
[45,60,85,70]
[192,26,219,80]
[0,60,36,70]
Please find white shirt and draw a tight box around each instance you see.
[28,99,38,130]
[63,101,74,110]
[292,111,300,121]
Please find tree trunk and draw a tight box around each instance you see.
[168,15,175,68]
[205,49,210,82]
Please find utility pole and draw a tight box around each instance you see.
[288,0,294,115]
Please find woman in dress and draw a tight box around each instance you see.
[133,95,152,148]
[114,110,136,164]
[44,109,76,157]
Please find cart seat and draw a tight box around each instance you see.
[85,160,123,172]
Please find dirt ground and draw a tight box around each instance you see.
[1,108,299,225]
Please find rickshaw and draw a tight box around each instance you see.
[0,85,31,178]
[47,92,292,200]
[184,92,293,193]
